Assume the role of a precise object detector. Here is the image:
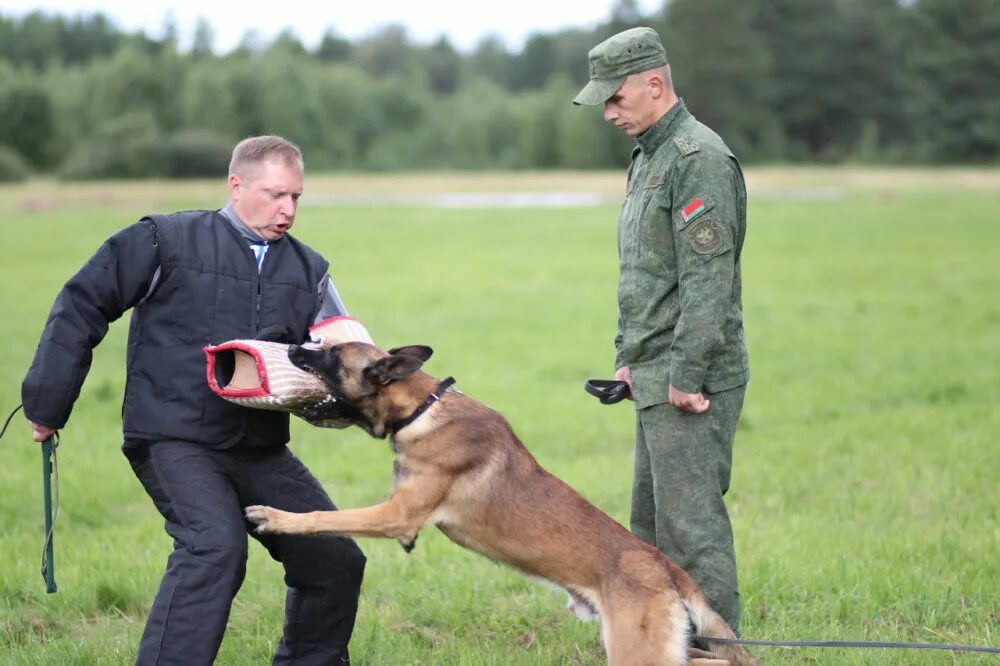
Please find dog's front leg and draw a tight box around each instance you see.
[246,479,445,548]
[245,502,405,538]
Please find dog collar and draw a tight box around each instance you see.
[388,377,456,436]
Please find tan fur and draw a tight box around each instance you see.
[245,343,757,666]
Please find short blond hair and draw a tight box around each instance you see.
[229,135,304,178]
[639,65,673,89]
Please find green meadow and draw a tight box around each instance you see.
[1,170,998,664]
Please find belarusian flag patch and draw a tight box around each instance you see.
[681,198,706,223]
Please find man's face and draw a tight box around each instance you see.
[229,159,303,241]
[603,74,657,137]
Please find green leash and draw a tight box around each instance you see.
[41,433,59,593]
[0,404,58,593]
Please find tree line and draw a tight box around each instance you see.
[0,0,997,180]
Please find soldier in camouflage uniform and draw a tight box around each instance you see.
[573,27,750,631]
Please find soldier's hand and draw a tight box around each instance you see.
[30,421,57,442]
[668,385,710,414]
[614,366,634,400]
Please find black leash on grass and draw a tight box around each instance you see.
[697,635,1000,654]
[1,403,59,593]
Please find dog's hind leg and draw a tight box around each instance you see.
[601,591,689,666]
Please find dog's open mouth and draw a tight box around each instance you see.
[287,344,323,377]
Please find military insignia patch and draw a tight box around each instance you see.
[687,217,724,254]
[673,135,700,156]
[681,198,706,223]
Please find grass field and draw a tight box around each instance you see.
[1,169,998,664]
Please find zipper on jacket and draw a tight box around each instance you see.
[249,246,261,335]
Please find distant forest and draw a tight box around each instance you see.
[1,0,998,179]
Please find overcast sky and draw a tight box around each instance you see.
[4,0,663,53]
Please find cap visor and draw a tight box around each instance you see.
[572,77,625,106]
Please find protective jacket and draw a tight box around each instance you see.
[22,210,329,448]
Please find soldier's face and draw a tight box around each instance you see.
[229,160,304,241]
[603,75,658,136]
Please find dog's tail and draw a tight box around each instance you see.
[683,589,759,666]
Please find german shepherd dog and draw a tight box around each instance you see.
[245,343,757,666]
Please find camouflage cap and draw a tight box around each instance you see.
[572,27,668,106]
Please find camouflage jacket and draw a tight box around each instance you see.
[616,100,750,408]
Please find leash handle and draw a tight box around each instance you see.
[41,436,57,593]
[584,379,631,405]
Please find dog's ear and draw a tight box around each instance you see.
[387,345,433,362]
[365,354,425,386]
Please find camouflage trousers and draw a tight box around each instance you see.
[630,383,746,632]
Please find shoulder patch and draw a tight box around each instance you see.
[686,217,724,254]
[673,135,700,156]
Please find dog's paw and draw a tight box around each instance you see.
[245,505,295,534]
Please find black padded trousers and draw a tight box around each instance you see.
[124,439,366,665]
